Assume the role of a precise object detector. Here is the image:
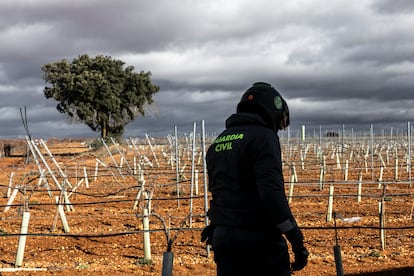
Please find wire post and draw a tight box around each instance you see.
[407,122,412,187]
[174,126,180,208]
[189,121,197,227]
[379,184,387,250]
[200,120,211,257]
[370,124,374,181]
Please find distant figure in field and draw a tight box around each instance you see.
[3,144,11,157]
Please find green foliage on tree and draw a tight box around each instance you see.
[41,54,159,139]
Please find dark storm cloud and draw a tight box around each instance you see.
[372,0,414,14]
[1,0,414,138]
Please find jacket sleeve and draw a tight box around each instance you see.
[250,132,295,229]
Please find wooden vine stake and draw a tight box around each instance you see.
[344,160,349,181]
[378,165,384,188]
[379,184,387,250]
[364,157,368,173]
[120,156,124,168]
[52,196,70,233]
[195,170,199,195]
[25,137,52,196]
[110,137,132,173]
[379,154,386,168]
[336,152,341,169]
[7,172,14,198]
[319,165,324,191]
[145,134,160,168]
[63,189,74,212]
[94,161,99,181]
[39,139,72,188]
[292,162,298,182]
[144,191,153,215]
[15,211,30,267]
[133,156,137,175]
[300,150,305,170]
[101,138,125,179]
[4,187,19,213]
[143,208,152,261]
[189,122,197,227]
[378,199,385,250]
[95,158,109,182]
[133,169,145,210]
[288,175,295,204]
[319,156,326,191]
[288,163,296,204]
[357,170,363,203]
[67,179,84,198]
[326,184,334,222]
[394,158,399,181]
[83,166,89,188]
[379,199,386,250]
[174,126,181,208]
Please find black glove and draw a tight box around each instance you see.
[285,227,309,271]
[291,245,309,271]
[201,224,216,246]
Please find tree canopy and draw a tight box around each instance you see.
[41,54,159,139]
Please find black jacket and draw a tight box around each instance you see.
[206,112,294,231]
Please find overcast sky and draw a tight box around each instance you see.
[1,0,414,139]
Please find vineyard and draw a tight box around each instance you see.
[0,125,413,275]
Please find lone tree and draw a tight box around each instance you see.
[41,54,159,139]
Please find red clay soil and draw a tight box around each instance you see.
[0,139,413,275]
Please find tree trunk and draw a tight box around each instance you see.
[101,121,107,138]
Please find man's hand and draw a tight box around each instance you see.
[291,245,309,271]
[285,227,309,271]
[200,224,215,245]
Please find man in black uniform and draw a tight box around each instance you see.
[202,82,308,275]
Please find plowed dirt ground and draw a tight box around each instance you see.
[0,138,413,275]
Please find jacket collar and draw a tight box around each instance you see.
[226,112,272,130]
